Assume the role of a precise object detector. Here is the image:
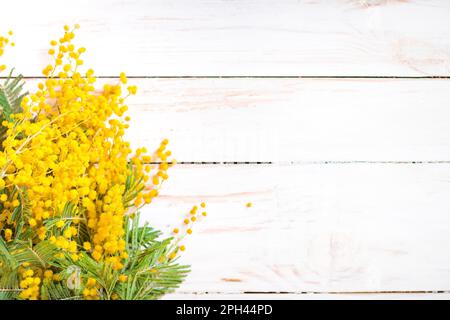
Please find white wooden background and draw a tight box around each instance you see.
[1,0,450,299]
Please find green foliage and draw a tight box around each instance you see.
[119,213,189,300]
[0,68,27,144]
[0,70,189,300]
[0,203,189,300]
[0,68,26,121]
[123,162,145,208]
[40,280,81,300]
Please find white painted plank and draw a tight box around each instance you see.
[20,77,446,162]
[142,163,450,292]
[20,78,450,162]
[163,293,450,300]
[1,0,450,76]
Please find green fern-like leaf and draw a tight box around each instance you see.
[120,213,189,300]
[0,68,27,121]
[0,237,18,270]
[40,281,80,300]
[0,288,21,300]
[12,241,60,269]
[9,187,33,241]
[1,180,189,300]
[0,238,21,299]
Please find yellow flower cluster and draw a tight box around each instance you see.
[170,202,207,259]
[0,26,177,299]
[18,266,41,300]
[0,25,207,301]
[82,277,99,300]
[0,30,14,72]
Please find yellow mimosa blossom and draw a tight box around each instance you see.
[0,31,13,72]
[0,25,205,301]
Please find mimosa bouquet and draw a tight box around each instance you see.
[0,25,204,300]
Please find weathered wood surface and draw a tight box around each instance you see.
[145,164,450,293]
[2,0,450,299]
[122,78,450,162]
[163,293,450,300]
[1,0,450,76]
[20,78,450,162]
